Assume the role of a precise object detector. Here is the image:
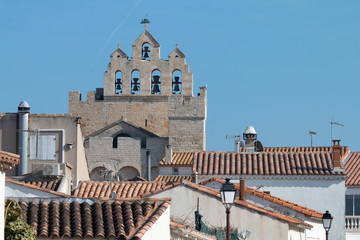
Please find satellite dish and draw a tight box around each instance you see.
[255,141,263,152]
[240,141,245,148]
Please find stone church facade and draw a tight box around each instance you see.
[69,28,207,180]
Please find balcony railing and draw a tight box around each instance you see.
[346,216,360,230]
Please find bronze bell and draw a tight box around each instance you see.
[173,76,181,93]
[143,46,150,59]
[115,78,122,90]
[132,78,139,93]
[152,75,161,94]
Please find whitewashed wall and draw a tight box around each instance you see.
[142,206,171,240]
[150,185,303,240]
[245,177,345,240]
[0,171,5,240]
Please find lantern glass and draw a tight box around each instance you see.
[322,210,333,232]
[220,178,236,209]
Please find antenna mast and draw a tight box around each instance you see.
[309,130,316,147]
[226,133,242,152]
[331,117,344,145]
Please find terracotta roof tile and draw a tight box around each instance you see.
[154,175,193,182]
[199,178,323,219]
[193,151,345,176]
[159,151,194,166]
[8,175,62,191]
[0,150,19,171]
[5,178,70,197]
[72,181,170,199]
[344,152,360,186]
[20,199,171,239]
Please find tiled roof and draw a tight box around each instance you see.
[200,178,323,219]
[159,152,194,166]
[154,175,192,182]
[239,146,349,156]
[9,175,62,191]
[0,150,19,171]
[6,178,70,197]
[20,199,170,239]
[344,152,360,187]
[193,151,344,176]
[142,181,312,228]
[72,181,171,199]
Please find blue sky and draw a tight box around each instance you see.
[1,0,360,151]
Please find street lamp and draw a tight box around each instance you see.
[322,210,333,240]
[220,178,236,240]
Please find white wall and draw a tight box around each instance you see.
[150,185,302,240]
[245,178,345,240]
[5,182,64,198]
[142,206,171,240]
[0,171,5,240]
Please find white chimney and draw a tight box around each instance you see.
[165,145,172,163]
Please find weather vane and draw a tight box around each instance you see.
[141,16,150,30]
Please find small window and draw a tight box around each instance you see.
[142,43,150,61]
[115,71,122,94]
[131,70,140,95]
[151,70,161,94]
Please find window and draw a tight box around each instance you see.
[346,195,360,215]
[172,167,179,175]
[151,70,161,94]
[30,135,56,160]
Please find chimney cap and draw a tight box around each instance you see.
[244,126,257,135]
[18,101,30,113]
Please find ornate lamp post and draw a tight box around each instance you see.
[220,178,236,240]
[322,210,333,240]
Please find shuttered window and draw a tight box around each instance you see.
[30,135,56,160]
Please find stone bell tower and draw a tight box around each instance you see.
[69,21,207,152]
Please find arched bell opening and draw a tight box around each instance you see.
[119,166,140,180]
[151,70,161,94]
[142,43,151,61]
[131,70,140,95]
[115,71,122,94]
[172,70,182,94]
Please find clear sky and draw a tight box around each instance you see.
[1,0,360,151]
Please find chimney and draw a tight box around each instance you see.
[239,178,245,201]
[243,126,257,153]
[17,101,30,175]
[332,140,342,169]
[165,145,172,163]
[194,172,199,184]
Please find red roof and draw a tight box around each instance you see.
[193,151,344,176]
[344,152,360,186]
[72,181,173,199]
[0,150,19,171]
[199,178,323,219]
[20,199,170,239]
[154,175,192,182]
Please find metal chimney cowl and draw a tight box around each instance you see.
[18,101,30,176]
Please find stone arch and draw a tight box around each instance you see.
[151,69,161,94]
[131,70,140,94]
[172,70,182,94]
[90,166,110,181]
[119,166,140,180]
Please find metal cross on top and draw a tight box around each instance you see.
[141,17,150,30]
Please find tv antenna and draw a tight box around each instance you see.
[226,133,243,152]
[331,117,344,145]
[309,130,316,147]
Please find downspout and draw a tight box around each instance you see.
[146,149,151,181]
